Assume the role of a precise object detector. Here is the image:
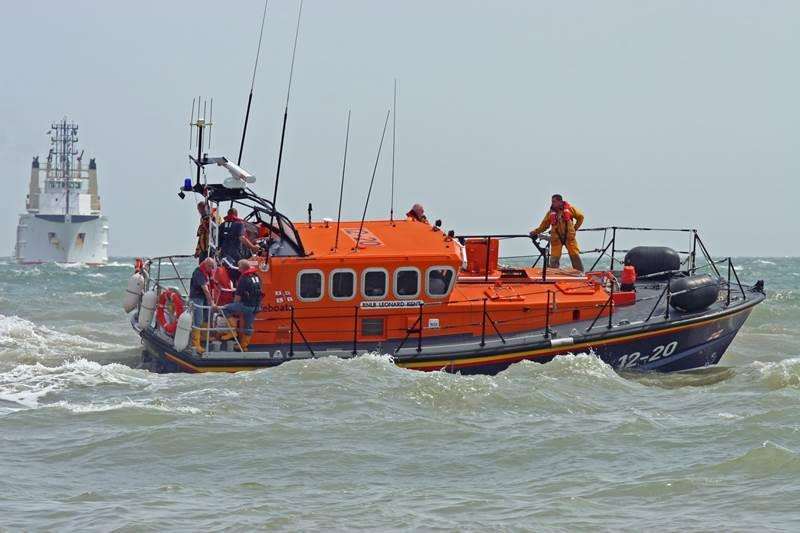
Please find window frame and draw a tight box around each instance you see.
[329,268,356,301]
[297,268,325,302]
[425,266,456,298]
[393,267,421,299]
[361,268,389,300]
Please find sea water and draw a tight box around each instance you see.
[0,258,798,531]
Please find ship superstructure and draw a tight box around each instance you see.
[15,118,108,264]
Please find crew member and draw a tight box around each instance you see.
[215,259,262,352]
[530,194,585,271]
[189,257,216,354]
[406,204,429,224]
[219,208,259,262]
[194,201,211,262]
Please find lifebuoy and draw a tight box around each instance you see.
[156,288,185,335]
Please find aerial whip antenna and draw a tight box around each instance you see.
[208,98,213,150]
[390,78,397,223]
[188,97,196,149]
[269,0,303,228]
[354,109,391,250]
[237,0,269,165]
[333,110,351,251]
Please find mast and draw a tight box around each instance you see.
[333,110,351,251]
[390,79,397,223]
[50,118,79,217]
[238,0,270,166]
[354,110,391,250]
[269,0,303,228]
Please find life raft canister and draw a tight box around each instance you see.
[621,264,637,292]
[156,288,185,336]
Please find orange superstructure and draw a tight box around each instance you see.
[242,217,610,350]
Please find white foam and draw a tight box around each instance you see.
[0,358,153,410]
[0,314,126,358]
[73,291,110,298]
[48,398,201,415]
[55,262,88,270]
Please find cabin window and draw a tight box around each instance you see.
[394,267,420,298]
[330,269,355,300]
[297,269,324,301]
[426,266,456,297]
[362,269,388,299]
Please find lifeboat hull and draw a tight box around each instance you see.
[137,298,759,375]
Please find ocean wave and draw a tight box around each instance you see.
[747,358,800,389]
[55,262,89,270]
[0,314,126,360]
[73,291,110,298]
[47,398,201,415]
[100,261,134,268]
[0,358,153,410]
[701,440,800,477]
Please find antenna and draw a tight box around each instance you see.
[188,97,214,187]
[208,98,213,150]
[269,0,303,228]
[237,0,269,165]
[390,78,397,223]
[188,98,196,149]
[333,110,351,251]
[354,109,391,250]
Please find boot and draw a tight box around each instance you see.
[191,329,205,354]
[219,318,238,341]
[569,254,585,272]
[235,334,251,352]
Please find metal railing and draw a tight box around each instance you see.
[135,225,755,358]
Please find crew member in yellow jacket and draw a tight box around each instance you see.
[530,194,585,271]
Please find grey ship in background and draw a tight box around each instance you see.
[15,118,109,264]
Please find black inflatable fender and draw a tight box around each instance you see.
[669,274,721,312]
[624,246,681,279]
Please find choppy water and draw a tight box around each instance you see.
[1,257,798,531]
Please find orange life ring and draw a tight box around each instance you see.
[156,288,185,335]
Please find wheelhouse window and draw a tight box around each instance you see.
[362,269,387,299]
[394,267,420,298]
[330,269,355,300]
[427,266,456,297]
[298,270,323,301]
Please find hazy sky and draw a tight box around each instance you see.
[2,1,798,258]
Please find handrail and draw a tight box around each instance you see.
[137,228,754,357]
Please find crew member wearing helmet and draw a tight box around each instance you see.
[530,194,585,271]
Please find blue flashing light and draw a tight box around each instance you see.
[183,178,192,191]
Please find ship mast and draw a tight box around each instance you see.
[50,118,79,216]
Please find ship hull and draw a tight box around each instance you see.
[15,214,108,264]
[137,299,759,375]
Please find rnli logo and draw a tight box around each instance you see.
[342,228,383,247]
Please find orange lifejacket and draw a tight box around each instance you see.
[211,266,235,305]
[549,202,573,226]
